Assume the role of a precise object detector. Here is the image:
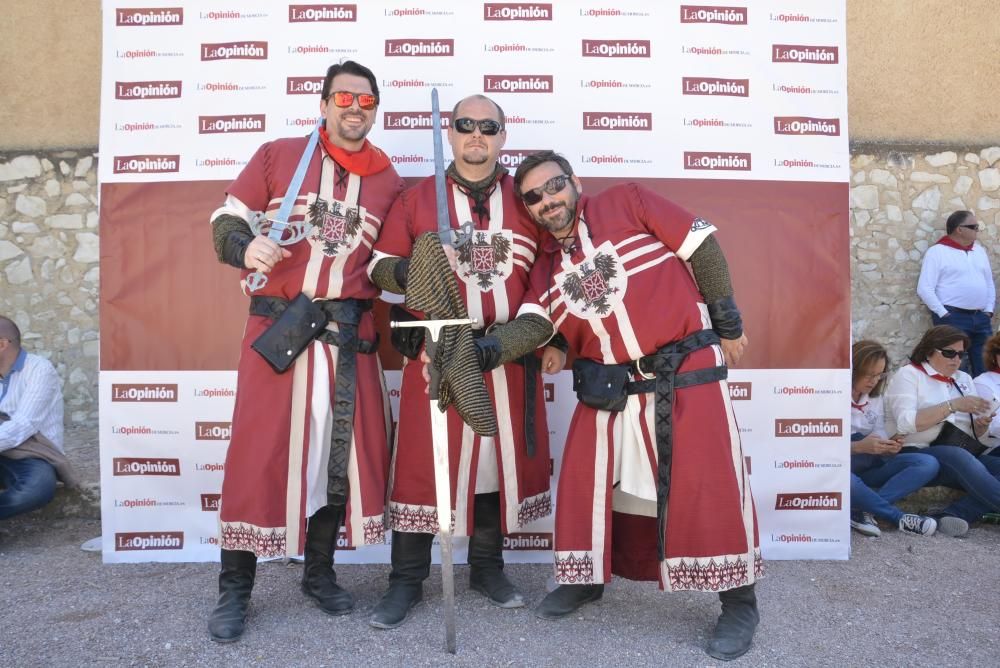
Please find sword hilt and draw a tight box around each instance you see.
[390,317,479,343]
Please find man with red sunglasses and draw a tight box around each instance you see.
[367,95,560,629]
[205,60,405,642]
[512,151,760,661]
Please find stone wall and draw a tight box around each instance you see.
[851,146,1000,368]
[3,146,1000,425]
[0,150,99,424]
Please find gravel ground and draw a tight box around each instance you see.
[1,515,998,667]
[5,425,998,666]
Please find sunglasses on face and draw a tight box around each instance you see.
[959,224,981,231]
[452,117,503,136]
[936,348,967,359]
[520,175,571,206]
[327,91,378,110]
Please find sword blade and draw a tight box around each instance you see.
[430,399,457,654]
[431,88,451,244]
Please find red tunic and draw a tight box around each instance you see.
[217,136,404,557]
[519,183,761,592]
[371,173,552,536]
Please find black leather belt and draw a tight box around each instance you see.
[944,305,982,315]
[635,329,727,561]
[249,294,376,506]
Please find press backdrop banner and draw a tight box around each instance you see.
[98,0,851,563]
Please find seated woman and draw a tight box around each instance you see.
[884,325,1000,536]
[971,331,1000,454]
[849,340,939,537]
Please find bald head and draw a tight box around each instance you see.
[451,94,505,126]
[0,316,21,348]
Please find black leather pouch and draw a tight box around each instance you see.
[389,303,425,360]
[930,419,987,457]
[572,358,630,412]
[251,293,329,373]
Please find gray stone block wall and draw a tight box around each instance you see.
[851,146,1000,369]
[3,146,1000,426]
[0,150,99,425]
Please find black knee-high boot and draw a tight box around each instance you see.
[301,504,354,615]
[369,530,434,629]
[468,492,524,607]
[207,549,257,642]
[706,583,760,661]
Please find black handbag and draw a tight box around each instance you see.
[251,293,330,373]
[930,419,987,457]
[572,358,631,412]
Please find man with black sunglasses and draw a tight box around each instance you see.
[205,60,405,642]
[367,95,560,629]
[917,210,995,376]
[511,151,760,661]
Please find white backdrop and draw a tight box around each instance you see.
[98,0,851,563]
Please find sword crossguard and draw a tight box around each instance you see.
[390,317,479,344]
[439,221,475,250]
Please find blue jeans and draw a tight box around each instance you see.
[932,309,993,377]
[0,457,57,520]
[850,453,940,523]
[922,446,1000,523]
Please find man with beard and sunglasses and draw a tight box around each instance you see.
[511,151,761,662]
[367,95,561,629]
[205,60,404,642]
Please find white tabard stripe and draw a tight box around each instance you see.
[611,300,644,362]
[305,341,336,521]
[675,225,716,261]
[625,253,672,277]
[454,422,477,536]
[614,233,649,251]
[591,409,612,582]
[618,240,665,265]
[286,344,313,556]
[489,366,519,529]
[512,232,537,266]
[324,173,361,299]
[450,185,485,325]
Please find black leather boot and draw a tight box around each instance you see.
[468,492,524,608]
[706,583,760,661]
[207,549,257,642]
[369,531,434,629]
[301,505,354,616]
[534,584,604,619]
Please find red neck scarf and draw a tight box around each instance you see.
[936,235,974,252]
[318,127,391,176]
[911,361,955,385]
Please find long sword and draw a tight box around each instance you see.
[430,87,457,655]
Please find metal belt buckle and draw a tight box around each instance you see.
[634,356,657,380]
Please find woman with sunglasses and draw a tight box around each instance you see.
[849,341,940,537]
[884,325,1000,536]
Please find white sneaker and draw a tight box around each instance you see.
[935,515,969,537]
[850,512,881,537]
[898,513,937,536]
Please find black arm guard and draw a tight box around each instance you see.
[707,296,743,340]
[220,229,253,269]
[474,336,504,372]
[212,214,254,268]
[547,331,569,353]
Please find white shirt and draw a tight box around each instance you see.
[916,241,995,317]
[972,370,1000,452]
[850,394,888,439]
[0,349,65,453]
[883,361,988,447]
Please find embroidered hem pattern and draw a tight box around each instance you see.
[220,521,287,558]
[663,549,764,592]
[516,490,552,528]
[387,502,455,534]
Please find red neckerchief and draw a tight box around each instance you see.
[911,361,955,385]
[318,128,391,176]
[936,235,974,252]
[851,399,869,410]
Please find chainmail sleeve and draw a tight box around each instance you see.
[688,235,743,339]
[475,315,553,370]
[211,214,254,266]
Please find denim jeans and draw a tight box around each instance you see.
[0,456,57,520]
[922,445,1000,523]
[932,309,993,377]
[850,453,940,524]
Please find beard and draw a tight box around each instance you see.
[332,113,371,142]
[536,200,577,235]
